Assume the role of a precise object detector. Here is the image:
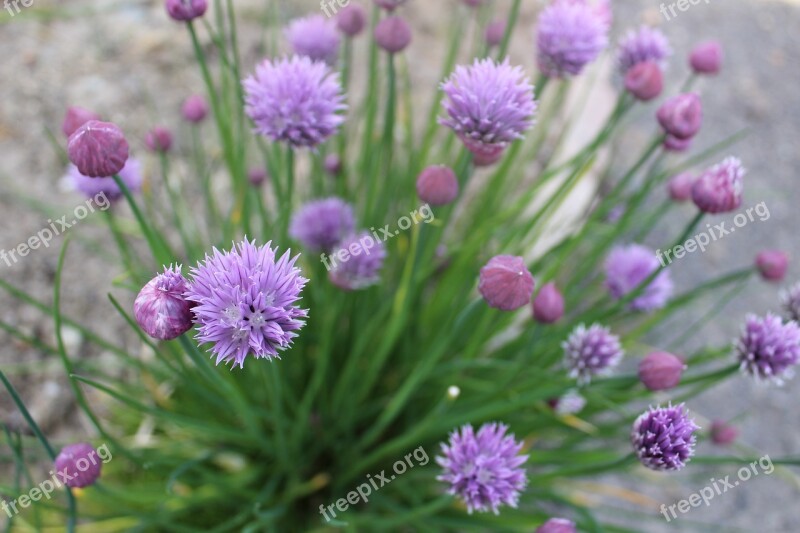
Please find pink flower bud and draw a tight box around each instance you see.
[145,126,173,153]
[638,351,685,391]
[536,518,577,533]
[691,157,745,214]
[325,154,342,176]
[134,267,194,340]
[689,41,723,75]
[54,443,102,488]
[485,19,506,48]
[710,420,738,446]
[337,4,367,37]
[532,282,565,324]
[416,165,459,206]
[166,0,207,22]
[375,16,412,54]
[67,120,129,178]
[656,93,703,140]
[62,106,101,138]
[248,167,267,187]
[181,94,209,123]
[667,172,695,202]
[479,255,535,311]
[624,61,663,102]
[756,250,789,282]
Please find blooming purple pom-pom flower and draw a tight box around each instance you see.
[605,244,673,312]
[328,232,387,290]
[68,120,129,178]
[289,197,355,253]
[735,313,800,384]
[478,255,535,311]
[436,422,528,514]
[781,283,800,321]
[631,404,698,471]
[536,2,608,78]
[285,15,341,65]
[691,157,745,214]
[657,93,703,141]
[54,443,102,488]
[440,58,536,161]
[243,56,345,148]
[185,240,309,368]
[165,0,207,21]
[617,26,672,73]
[65,157,143,202]
[134,266,194,341]
[563,323,623,383]
[62,106,101,138]
[536,518,577,533]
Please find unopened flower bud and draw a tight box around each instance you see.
[638,351,685,391]
[145,126,173,153]
[532,282,565,324]
[710,420,738,446]
[657,93,702,140]
[134,266,193,340]
[54,443,102,488]
[756,250,788,282]
[166,0,207,22]
[67,120,129,178]
[478,255,535,311]
[624,61,663,102]
[689,41,723,75]
[62,107,101,138]
[375,16,412,54]
[181,94,208,123]
[416,165,459,206]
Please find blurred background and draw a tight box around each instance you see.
[0,1,797,530]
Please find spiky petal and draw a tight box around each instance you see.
[735,313,800,384]
[563,323,623,383]
[631,404,698,471]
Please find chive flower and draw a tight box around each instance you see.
[536,1,609,78]
[735,313,800,384]
[563,323,623,383]
[285,15,341,65]
[631,404,698,471]
[289,197,355,253]
[64,157,142,202]
[134,266,193,341]
[605,244,673,312]
[617,26,671,73]
[67,120,129,178]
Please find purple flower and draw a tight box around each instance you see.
[631,404,698,471]
[756,250,789,282]
[374,16,412,54]
[536,2,608,78]
[691,157,745,214]
[617,26,671,73]
[624,61,663,102]
[324,154,342,176]
[181,94,208,123]
[440,58,537,161]
[248,167,268,187]
[556,0,612,28]
[416,165,459,206]
[62,106,100,138]
[285,15,341,65]
[532,282,565,324]
[485,19,506,48]
[134,266,194,340]
[710,420,738,446]
[537,518,577,533]
[337,4,367,37]
[328,232,387,290]
[243,56,346,148]
[65,157,143,202]
[551,390,586,416]
[54,443,102,488]
[185,240,309,368]
[689,41,723,75]
[735,313,800,384]
[638,351,685,391]
[667,172,695,202]
[145,126,173,153]
[436,422,528,514]
[478,255,535,311]
[67,120,129,178]
[657,93,702,141]
[781,283,800,321]
[563,323,623,383]
[165,0,207,21]
[605,244,673,312]
[289,197,355,253]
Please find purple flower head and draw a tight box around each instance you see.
[68,120,129,178]
[605,244,673,312]
[145,126,173,153]
[657,92,702,140]
[624,61,663,102]
[324,154,342,176]
[289,197,355,253]
[416,165,459,206]
[248,167,268,187]
[65,157,143,202]
[617,26,672,73]
[374,16,412,53]
[337,4,367,37]
[54,443,102,488]
[328,232,387,290]
[478,255,535,311]
[62,107,100,138]
[485,19,506,48]
[690,41,723,75]
[440,58,537,158]
[781,283,800,321]
[182,94,208,123]
[638,351,685,391]
[185,240,309,369]
[691,157,745,214]
[165,0,207,21]
[735,313,800,384]
[436,422,528,514]
[667,171,695,202]
[756,250,788,282]
[563,323,623,383]
[285,15,341,65]
[551,389,586,416]
[537,518,578,533]
[134,266,193,341]
[632,404,698,471]
[532,282,565,324]
[536,2,608,78]
[243,56,346,149]
[375,0,407,11]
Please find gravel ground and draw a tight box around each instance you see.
[1,0,798,531]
